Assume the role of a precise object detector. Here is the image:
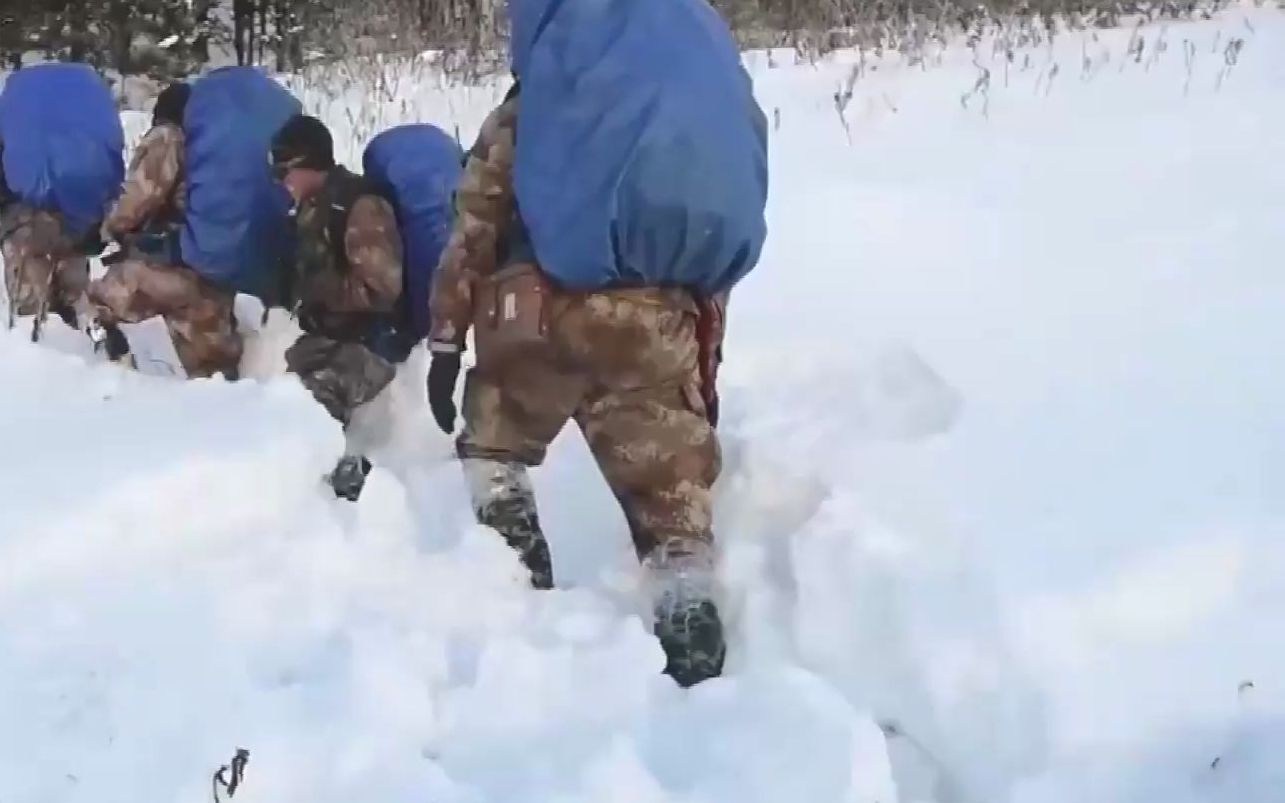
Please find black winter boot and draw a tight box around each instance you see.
[88,318,134,366]
[647,544,726,688]
[328,455,373,501]
[464,458,554,589]
[477,493,553,590]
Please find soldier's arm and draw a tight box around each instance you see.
[306,195,403,314]
[428,98,518,351]
[103,125,184,238]
[344,195,403,313]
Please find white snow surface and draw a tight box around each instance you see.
[4,11,1285,803]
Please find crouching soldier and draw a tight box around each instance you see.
[0,64,124,342]
[90,80,237,378]
[90,68,300,380]
[87,81,190,364]
[268,115,427,501]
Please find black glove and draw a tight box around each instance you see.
[427,351,462,435]
[78,225,108,257]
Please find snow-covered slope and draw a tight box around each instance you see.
[3,11,1284,803]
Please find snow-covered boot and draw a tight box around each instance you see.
[646,543,726,688]
[88,318,134,367]
[464,458,553,589]
[328,455,372,501]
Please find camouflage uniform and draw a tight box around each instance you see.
[103,122,186,236]
[90,123,241,379]
[283,167,404,428]
[431,96,723,572]
[1,204,92,332]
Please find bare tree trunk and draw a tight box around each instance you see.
[271,0,303,71]
[257,0,267,65]
[66,0,90,64]
[193,0,214,66]
[234,0,253,65]
[288,0,304,70]
[274,0,287,71]
[427,0,439,38]
[1,13,19,69]
[108,0,133,74]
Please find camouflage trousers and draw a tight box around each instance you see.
[1,206,92,331]
[459,287,721,561]
[89,259,241,379]
[285,333,397,427]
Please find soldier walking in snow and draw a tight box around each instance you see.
[0,64,124,343]
[90,67,299,381]
[426,0,767,689]
[263,115,393,498]
[91,81,240,378]
[270,115,461,502]
[268,114,407,500]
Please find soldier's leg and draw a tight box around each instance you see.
[577,385,720,559]
[2,220,56,329]
[285,334,349,420]
[167,282,241,380]
[461,454,551,588]
[456,359,587,589]
[571,292,725,686]
[50,254,91,330]
[285,333,397,501]
[1,238,22,317]
[285,334,397,426]
[49,248,128,361]
[577,382,724,686]
[564,291,719,556]
[49,254,132,365]
[90,259,241,379]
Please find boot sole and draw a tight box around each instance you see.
[656,599,727,688]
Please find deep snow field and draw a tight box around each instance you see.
[3,10,1285,803]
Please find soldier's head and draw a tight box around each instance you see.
[270,114,336,204]
[153,82,190,128]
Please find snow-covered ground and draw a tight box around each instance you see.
[3,10,1284,803]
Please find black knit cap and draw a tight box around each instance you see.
[270,114,336,172]
[153,82,190,128]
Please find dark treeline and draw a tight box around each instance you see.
[0,0,1231,79]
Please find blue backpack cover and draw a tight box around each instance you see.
[363,124,463,340]
[508,0,768,295]
[0,64,124,238]
[181,67,301,297]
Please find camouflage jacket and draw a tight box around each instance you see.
[103,123,186,239]
[428,96,519,350]
[291,166,403,340]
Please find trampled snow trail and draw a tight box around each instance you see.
[3,11,1285,803]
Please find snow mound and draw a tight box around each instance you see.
[0,334,899,803]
